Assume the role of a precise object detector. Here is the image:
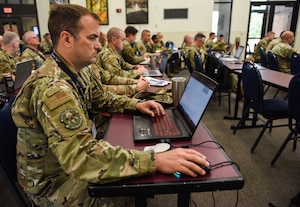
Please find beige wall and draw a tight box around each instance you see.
[37,0,299,51]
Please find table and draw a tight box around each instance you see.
[88,113,244,207]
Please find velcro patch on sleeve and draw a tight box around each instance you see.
[45,91,72,111]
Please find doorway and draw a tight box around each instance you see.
[0,18,22,35]
[247,1,299,53]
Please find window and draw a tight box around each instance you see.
[213,0,232,43]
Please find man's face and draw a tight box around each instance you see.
[127,33,136,43]
[114,31,126,52]
[72,15,101,69]
[27,33,40,47]
[142,31,151,42]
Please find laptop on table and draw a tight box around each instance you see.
[220,45,244,62]
[14,59,33,90]
[133,71,218,142]
[143,52,168,77]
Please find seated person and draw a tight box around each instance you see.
[83,63,149,97]
[0,31,20,84]
[204,32,216,53]
[11,4,209,206]
[265,30,285,54]
[40,33,53,55]
[21,31,46,71]
[156,32,165,50]
[272,31,297,73]
[121,26,149,65]
[213,34,228,52]
[96,27,147,79]
[186,33,206,70]
[249,31,275,62]
[134,29,156,55]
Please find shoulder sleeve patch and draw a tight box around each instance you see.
[45,90,72,111]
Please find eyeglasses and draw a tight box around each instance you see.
[29,36,39,40]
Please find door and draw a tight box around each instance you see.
[0,17,23,36]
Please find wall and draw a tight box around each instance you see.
[37,0,299,51]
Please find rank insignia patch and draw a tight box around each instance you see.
[60,109,83,129]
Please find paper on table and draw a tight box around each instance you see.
[144,77,171,86]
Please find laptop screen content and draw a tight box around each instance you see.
[179,76,214,126]
[234,46,244,59]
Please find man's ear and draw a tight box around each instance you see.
[60,31,72,48]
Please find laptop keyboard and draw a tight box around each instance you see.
[153,111,181,137]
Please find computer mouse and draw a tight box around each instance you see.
[198,163,212,174]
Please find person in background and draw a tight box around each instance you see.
[40,32,53,55]
[265,30,285,54]
[204,32,216,53]
[98,31,107,49]
[213,34,228,52]
[11,4,209,206]
[250,31,275,62]
[21,31,46,71]
[134,29,156,55]
[97,27,147,79]
[0,31,20,83]
[187,33,206,70]
[156,32,165,50]
[121,26,149,64]
[272,31,297,73]
[182,34,194,49]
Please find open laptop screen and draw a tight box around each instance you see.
[234,46,244,59]
[178,72,216,128]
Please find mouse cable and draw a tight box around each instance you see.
[210,160,240,171]
[161,139,225,151]
[211,189,239,207]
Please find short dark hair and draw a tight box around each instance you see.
[124,26,138,37]
[194,33,206,41]
[151,34,157,41]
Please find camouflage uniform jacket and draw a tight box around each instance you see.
[0,49,19,83]
[11,54,156,206]
[121,40,145,65]
[84,63,139,96]
[213,40,228,52]
[40,39,53,54]
[252,37,269,62]
[21,47,46,71]
[266,38,281,53]
[96,45,140,78]
[272,42,295,73]
[134,40,155,55]
[204,39,215,52]
[185,45,205,70]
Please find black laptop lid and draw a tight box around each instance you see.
[176,71,218,134]
[14,59,33,89]
[159,53,168,74]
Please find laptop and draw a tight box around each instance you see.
[143,52,168,77]
[133,71,218,142]
[14,59,33,89]
[220,45,244,62]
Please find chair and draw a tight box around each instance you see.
[181,50,193,74]
[0,96,32,206]
[271,73,300,165]
[194,52,204,73]
[232,61,288,153]
[259,47,268,67]
[267,50,280,71]
[290,52,300,75]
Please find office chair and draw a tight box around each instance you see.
[0,96,32,206]
[290,52,300,75]
[194,52,204,73]
[267,50,280,71]
[259,47,268,67]
[181,50,193,74]
[271,73,300,165]
[232,61,288,153]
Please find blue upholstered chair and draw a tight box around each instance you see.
[259,47,268,67]
[267,50,280,71]
[271,73,300,165]
[232,61,288,153]
[290,52,300,75]
[194,52,204,73]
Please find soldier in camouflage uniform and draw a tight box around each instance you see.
[134,29,156,55]
[40,33,53,55]
[0,31,20,83]
[121,26,149,65]
[250,31,275,62]
[186,33,206,71]
[156,32,165,50]
[272,31,297,74]
[96,27,147,79]
[204,32,216,53]
[11,4,210,207]
[21,31,46,71]
[213,34,228,52]
[83,63,149,97]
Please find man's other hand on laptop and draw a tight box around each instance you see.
[137,76,150,91]
[136,65,147,75]
[155,148,210,176]
[136,100,165,117]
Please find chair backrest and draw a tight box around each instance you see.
[290,52,300,75]
[241,61,265,113]
[194,52,204,73]
[259,47,268,67]
[267,50,280,71]
[288,73,300,130]
[0,96,31,206]
[181,50,193,74]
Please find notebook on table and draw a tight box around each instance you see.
[133,71,218,142]
[220,45,244,62]
[14,59,33,89]
[143,52,168,77]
